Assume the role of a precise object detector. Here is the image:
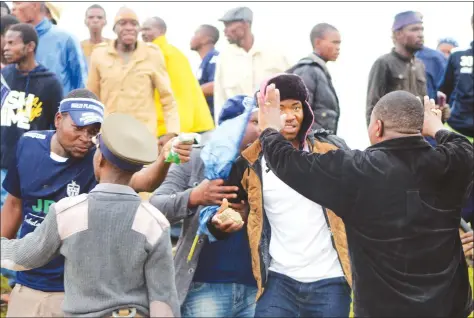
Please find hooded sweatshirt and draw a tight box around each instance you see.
[1,64,63,169]
[35,18,87,95]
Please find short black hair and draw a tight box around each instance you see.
[151,16,167,33]
[7,23,39,53]
[200,24,219,45]
[372,90,424,133]
[65,88,100,101]
[1,1,10,15]
[1,14,19,36]
[310,23,338,47]
[86,4,106,18]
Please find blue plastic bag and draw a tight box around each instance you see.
[187,95,255,262]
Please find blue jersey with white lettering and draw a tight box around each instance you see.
[2,130,97,292]
[197,49,219,119]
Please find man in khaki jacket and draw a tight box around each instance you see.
[87,7,180,139]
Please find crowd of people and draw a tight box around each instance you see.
[0,1,473,317]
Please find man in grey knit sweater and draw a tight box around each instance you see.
[0,113,184,317]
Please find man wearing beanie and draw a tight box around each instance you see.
[0,89,192,316]
[367,11,440,126]
[1,113,180,317]
[151,95,261,317]
[224,74,352,317]
[87,7,180,142]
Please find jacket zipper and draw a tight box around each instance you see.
[322,206,349,282]
[247,160,268,288]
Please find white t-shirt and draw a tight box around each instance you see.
[261,156,344,283]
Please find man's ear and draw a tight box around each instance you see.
[314,37,323,49]
[26,41,36,54]
[54,112,62,130]
[98,151,106,168]
[376,119,384,137]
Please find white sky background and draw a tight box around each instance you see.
[10,1,473,149]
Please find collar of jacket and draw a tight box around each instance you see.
[241,136,315,166]
[107,40,148,61]
[391,48,415,62]
[367,135,430,151]
[35,17,52,37]
[228,36,264,56]
[152,35,168,48]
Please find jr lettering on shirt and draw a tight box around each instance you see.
[2,131,97,292]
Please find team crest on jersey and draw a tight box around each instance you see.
[67,181,80,197]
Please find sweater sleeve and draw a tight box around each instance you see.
[1,204,61,271]
[145,227,180,317]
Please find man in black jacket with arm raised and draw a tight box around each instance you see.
[256,87,473,317]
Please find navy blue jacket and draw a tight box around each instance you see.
[438,42,474,137]
[416,47,447,100]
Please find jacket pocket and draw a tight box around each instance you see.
[391,73,406,91]
[416,75,427,97]
[313,108,338,133]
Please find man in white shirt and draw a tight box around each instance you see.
[213,7,290,126]
[225,74,352,317]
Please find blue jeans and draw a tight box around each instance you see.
[182,282,257,318]
[255,271,351,318]
[1,168,16,287]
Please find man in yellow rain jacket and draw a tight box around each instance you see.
[142,17,214,144]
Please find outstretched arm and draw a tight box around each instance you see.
[1,205,61,271]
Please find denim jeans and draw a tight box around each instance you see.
[255,271,351,318]
[181,282,257,318]
[1,168,16,287]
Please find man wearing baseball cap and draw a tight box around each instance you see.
[1,113,180,317]
[213,6,290,126]
[0,89,192,317]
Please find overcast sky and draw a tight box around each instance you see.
[9,1,473,149]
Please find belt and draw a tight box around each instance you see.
[107,308,143,318]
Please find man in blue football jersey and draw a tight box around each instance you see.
[0,88,192,317]
[191,24,220,120]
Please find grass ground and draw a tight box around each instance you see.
[0,275,11,318]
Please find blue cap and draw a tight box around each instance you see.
[438,37,458,48]
[58,97,105,126]
[392,11,422,31]
[218,95,255,125]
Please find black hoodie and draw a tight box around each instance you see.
[1,64,63,169]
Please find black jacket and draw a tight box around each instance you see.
[288,53,340,134]
[260,128,473,317]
